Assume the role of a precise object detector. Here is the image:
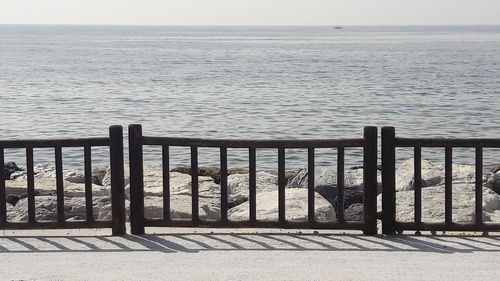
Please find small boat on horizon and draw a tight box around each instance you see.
[334,25,342,30]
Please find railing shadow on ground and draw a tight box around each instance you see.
[1,232,499,254]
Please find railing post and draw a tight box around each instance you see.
[363,126,378,235]
[109,125,126,235]
[381,126,396,235]
[129,124,145,235]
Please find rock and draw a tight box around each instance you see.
[227,168,248,175]
[92,166,108,185]
[3,179,109,198]
[268,170,299,184]
[64,171,85,184]
[94,198,130,221]
[124,171,220,199]
[344,203,364,221]
[228,189,336,222]
[170,166,191,175]
[170,166,221,182]
[6,202,13,213]
[9,170,26,180]
[287,166,362,189]
[377,183,500,223]
[486,171,500,195]
[6,194,20,205]
[64,183,111,197]
[144,195,220,221]
[102,164,131,187]
[10,163,86,184]
[170,166,249,183]
[4,178,73,196]
[286,166,382,193]
[314,184,364,212]
[396,158,476,191]
[227,171,278,206]
[7,196,116,222]
[350,165,383,171]
[3,162,23,179]
[167,173,219,198]
[491,165,500,174]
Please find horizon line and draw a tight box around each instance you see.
[1,23,499,27]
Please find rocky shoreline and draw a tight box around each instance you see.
[2,159,500,224]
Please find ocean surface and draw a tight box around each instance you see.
[1,25,500,171]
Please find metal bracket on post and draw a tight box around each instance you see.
[109,125,126,236]
[381,126,396,235]
[363,126,378,235]
[129,124,145,235]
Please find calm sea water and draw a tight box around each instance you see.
[1,25,500,170]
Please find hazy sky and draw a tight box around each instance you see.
[1,0,499,25]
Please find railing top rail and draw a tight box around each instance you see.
[0,137,110,148]
[141,136,365,148]
[395,137,500,148]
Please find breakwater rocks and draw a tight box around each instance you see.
[2,159,500,224]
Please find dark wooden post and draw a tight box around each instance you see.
[363,126,378,235]
[0,148,6,226]
[129,124,145,235]
[381,126,396,235]
[110,125,126,235]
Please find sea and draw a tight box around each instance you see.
[1,25,499,171]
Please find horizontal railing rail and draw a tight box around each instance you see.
[0,138,110,148]
[0,126,125,235]
[381,126,500,234]
[129,124,379,235]
[141,136,366,148]
[394,138,500,148]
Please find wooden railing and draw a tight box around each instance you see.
[128,124,378,235]
[2,124,499,236]
[0,126,126,235]
[381,126,500,234]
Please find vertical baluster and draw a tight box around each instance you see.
[337,147,345,223]
[84,146,93,222]
[278,147,285,225]
[191,146,199,222]
[445,147,453,225]
[414,147,422,224]
[249,147,256,223]
[26,147,35,224]
[55,146,65,223]
[162,145,171,222]
[0,148,6,225]
[307,148,315,223]
[475,147,483,225]
[220,147,228,223]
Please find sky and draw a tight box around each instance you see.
[1,0,499,26]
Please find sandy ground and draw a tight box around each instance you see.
[1,227,500,281]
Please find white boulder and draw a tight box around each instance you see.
[7,196,116,222]
[396,159,476,191]
[227,171,278,205]
[228,188,335,222]
[144,195,220,221]
[377,183,500,223]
